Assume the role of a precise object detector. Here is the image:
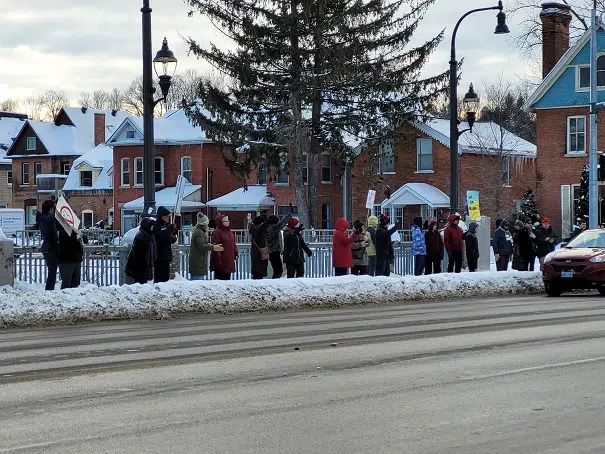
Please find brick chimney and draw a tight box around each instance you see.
[94,113,106,146]
[540,2,572,79]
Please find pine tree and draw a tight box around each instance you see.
[183,0,449,226]
[518,189,539,223]
[576,164,589,224]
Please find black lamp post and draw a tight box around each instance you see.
[449,0,509,213]
[141,0,178,218]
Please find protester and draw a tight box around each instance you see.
[465,221,480,272]
[249,215,270,279]
[265,207,293,279]
[512,219,532,271]
[424,221,444,275]
[351,220,370,276]
[283,218,312,278]
[492,219,513,271]
[37,200,58,291]
[152,206,177,283]
[210,214,238,280]
[125,217,157,285]
[444,213,464,273]
[189,213,223,280]
[332,217,359,276]
[58,227,87,290]
[569,218,587,241]
[375,214,400,277]
[534,217,558,271]
[411,217,426,276]
[366,215,379,276]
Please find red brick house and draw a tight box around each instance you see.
[5,107,130,226]
[0,112,28,209]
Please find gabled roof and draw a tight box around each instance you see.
[59,107,131,136]
[0,115,28,164]
[206,185,275,211]
[380,183,450,208]
[62,144,113,191]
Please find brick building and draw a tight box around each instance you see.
[523,3,605,238]
[6,107,131,226]
[0,112,28,208]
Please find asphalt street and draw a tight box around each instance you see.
[1,294,605,453]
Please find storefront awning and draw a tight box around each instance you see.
[206,185,275,212]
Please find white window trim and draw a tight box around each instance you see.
[276,153,289,185]
[567,116,587,155]
[120,158,130,187]
[502,157,511,187]
[7,170,12,186]
[26,137,37,151]
[575,56,605,92]
[181,156,193,182]
[321,152,332,184]
[134,157,144,187]
[79,169,94,187]
[416,138,433,172]
[154,156,164,186]
[378,139,396,175]
[62,163,71,176]
[21,163,30,186]
[81,210,94,229]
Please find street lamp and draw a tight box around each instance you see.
[458,83,480,135]
[449,1,509,213]
[141,1,178,217]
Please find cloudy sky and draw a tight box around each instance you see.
[0,0,536,103]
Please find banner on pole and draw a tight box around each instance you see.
[55,196,81,236]
[174,175,186,216]
[466,190,481,221]
[365,190,376,210]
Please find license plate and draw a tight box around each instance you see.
[561,271,574,278]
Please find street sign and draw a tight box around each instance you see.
[365,190,376,210]
[0,209,25,234]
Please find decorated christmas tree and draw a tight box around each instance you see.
[519,189,540,223]
[575,164,589,224]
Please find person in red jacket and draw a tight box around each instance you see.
[210,214,238,280]
[444,213,464,273]
[332,217,359,276]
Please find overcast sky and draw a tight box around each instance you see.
[0,0,535,104]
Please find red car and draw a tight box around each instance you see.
[542,229,605,297]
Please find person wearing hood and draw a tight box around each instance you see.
[152,206,177,283]
[424,221,444,275]
[189,213,223,280]
[332,217,359,276]
[444,213,464,273]
[493,219,513,271]
[210,214,238,280]
[283,218,312,278]
[465,222,480,272]
[265,205,294,278]
[366,215,379,276]
[351,220,371,275]
[37,200,59,291]
[249,215,270,279]
[125,217,158,285]
[375,214,401,277]
[411,217,426,276]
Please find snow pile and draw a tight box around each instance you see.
[0,272,543,327]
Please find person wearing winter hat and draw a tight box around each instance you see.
[283,217,312,278]
[534,217,558,271]
[411,216,426,276]
[444,213,464,273]
[366,215,379,276]
[351,220,371,275]
[152,206,178,283]
[125,217,157,285]
[189,213,224,280]
[210,214,238,280]
[375,214,401,276]
[493,219,513,271]
[465,222,480,272]
[332,218,359,276]
[424,221,444,275]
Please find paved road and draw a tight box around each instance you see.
[1,294,605,452]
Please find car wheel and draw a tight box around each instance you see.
[598,285,605,296]
[544,281,563,297]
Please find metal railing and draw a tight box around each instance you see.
[13,230,121,247]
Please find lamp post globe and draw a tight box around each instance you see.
[154,37,178,100]
[463,83,480,131]
[495,1,511,34]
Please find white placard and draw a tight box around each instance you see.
[0,209,25,234]
[174,175,185,216]
[55,196,80,232]
[365,190,376,210]
[388,224,401,243]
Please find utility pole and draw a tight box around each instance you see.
[589,1,599,229]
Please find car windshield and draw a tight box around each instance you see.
[566,230,605,248]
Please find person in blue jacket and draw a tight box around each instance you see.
[492,219,513,271]
[411,217,426,276]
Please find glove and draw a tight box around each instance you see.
[495,254,500,261]
[307,250,313,257]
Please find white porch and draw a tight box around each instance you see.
[379,183,450,227]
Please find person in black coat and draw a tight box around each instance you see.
[464,222,479,272]
[57,227,87,290]
[153,206,177,283]
[374,215,400,277]
[37,200,58,291]
[125,218,157,284]
[283,218,312,278]
[492,219,513,271]
[513,218,537,271]
[249,215,269,279]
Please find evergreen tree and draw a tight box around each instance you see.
[576,164,589,224]
[183,0,449,226]
[518,189,539,223]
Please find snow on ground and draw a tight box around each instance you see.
[0,272,543,327]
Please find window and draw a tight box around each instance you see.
[502,157,511,186]
[578,56,605,89]
[126,129,136,139]
[322,153,332,183]
[277,205,298,219]
[61,161,70,175]
[21,162,30,185]
[6,170,12,185]
[120,158,130,186]
[572,184,581,221]
[302,154,309,184]
[26,137,36,151]
[321,203,333,229]
[181,156,192,183]
[373,205,391,219]
[155,157,164,185]
[134,157,144,186]
[80,170,93,187]
[379,139,395,173]
[34,162,41,184]
[257,167,267,185]
[276,153,289,184]
[82,210,94,229]
[416,138,433,172]
[24,200,37,225]
[567,116,586,154]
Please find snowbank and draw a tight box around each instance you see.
[0,272,543,327]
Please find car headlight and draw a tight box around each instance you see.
[590,254,605,263]
[544,252,557,263]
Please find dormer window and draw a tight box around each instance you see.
[126,129,135,139]
[578,56,605,89]
[26,137,37,151]
[80,170,93,187]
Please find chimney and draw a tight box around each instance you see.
[94,113,106,146]
[540,2,572,79]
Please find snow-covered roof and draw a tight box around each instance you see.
[0,115,27,164]
[412,119,537,157]
[206,185,276,211]
[61,107,131,136]
[62,144,113,191]
[380,183,450,208]
[123,184,204,211]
